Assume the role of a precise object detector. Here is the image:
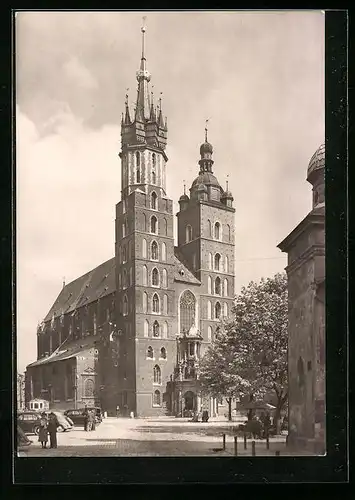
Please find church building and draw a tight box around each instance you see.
[25,25,235,417]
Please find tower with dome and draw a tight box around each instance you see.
[25,23,235,418]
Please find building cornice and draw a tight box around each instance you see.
[278,208,325,253]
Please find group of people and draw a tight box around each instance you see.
[190,409,209,423]
[38,412,59,449]
[83,407,97,431]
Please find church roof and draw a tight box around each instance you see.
[27,335,97,368]
[42,248,200,324]
[43,258,115,322]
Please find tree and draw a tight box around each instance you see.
[200,273,288,431]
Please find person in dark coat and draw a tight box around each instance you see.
[90,410,96,431]
[87,410,93,431]
[202,410,209,422]
[83,406,89,431]
[38,412,48,448]
[47,412,59,449]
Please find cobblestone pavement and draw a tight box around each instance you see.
[18,417,309,457]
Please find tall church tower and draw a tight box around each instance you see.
[115,23,176,416]
[176,125,236,348]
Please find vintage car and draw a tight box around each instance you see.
[17,411,41,435]
[64,407,103,426]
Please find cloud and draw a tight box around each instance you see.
[63,56,98,90]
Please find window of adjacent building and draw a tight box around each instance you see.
[208,219,212,237]
[122,222,126,238]
[152,293,160,314]
[153,365,161,385]
[153,320,160,337]
[180,290,196,334]
[153,389,161,406]
[151,216,157,234]
[186,224,192,243]
[162,242,167,262]
[151,241,158,260]
[123,295,128,316]
[225,255,229,273]
[147,345,153,358]
[84,379,94,398]
[163,321,168,339]
[209,252,213,270]
[223,302,228,317]
[214,222,221,240]
[224,278,228,297]
[160,347,166,359]
[142,238,147,258]
[208,326,212,341]
[163,294,168,315]
[215,302,221,320]
[151,191,157,210]
[143,292,148,313]
[142,265,148,286]
[215,277,221,295]
[207,276,212,294]
[162,269,168,288]
[214,253,221,271]
[152,268,159,287]
[207,300,212,320]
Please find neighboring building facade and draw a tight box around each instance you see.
[25,26,235,417]
[278,144,325,453]
[17,373,25,411]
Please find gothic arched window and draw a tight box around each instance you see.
[152,152,156,167]
[163,294,168,315]
[207,300,212,319]
[215,277,221,295]
[123,269,127,289]
[227,224,231,242]
[142,238,147,258]
[151,241,158,260]
[224,278,228,297]
[122,222,126,238]
[163,321,168,338]
[136,151,140,167]
[179,290,196,334]
[151,216,157,234]
[123,295,128,316]
[225,255,229,273]
[208,326,212,341]
[84,379,94,398]
[215,302,221,319]
[151,191,157,210]
[162,269,168,288]
[142,265,148,286]
[163,218,168,236]
[147,346,153,358]
[143,213,147,232]
[162,242,166,262]
[122,245,127,263]
[153,365,161,385]
[153,389,161,405]
[152,268,159,287]
[160,347,166,359]
[223,302,228,317]
[214,222,221,240]
[209,252,213,270]
[208,276,212,294]
[144,319,149,337]
[153,320,160,337]
[136,167,141,183]
[152,293,160,313]
[214,253,221,271]
[186,225,192,243]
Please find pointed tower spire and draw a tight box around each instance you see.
[149,86,156,121]
[135,18,151,122]
[158,92,165,127]
[205,119,209,142]
[124,89,131,124]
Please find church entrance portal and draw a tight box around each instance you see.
[184,391,195,412]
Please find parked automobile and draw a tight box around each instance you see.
[64,407,103,426]
[17,411,41,435]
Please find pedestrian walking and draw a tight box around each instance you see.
[91,410,96,431]
[202,410,209,422]
[83,405,89,431]
[87,410,93,431]
[47,412,59,449]
[38,412,48,449]
[116,405,120,418]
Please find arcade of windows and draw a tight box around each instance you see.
[142,239,167,261]
[144,318,168,338]
[208,252,230,273]
[146,346,167,360]
[207,219,232,242]
[206,300,229,320]
[142,266,168,289]
[207,276,229,296]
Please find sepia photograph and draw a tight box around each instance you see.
[16,10,326,459]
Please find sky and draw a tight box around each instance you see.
[16,10,325,373]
